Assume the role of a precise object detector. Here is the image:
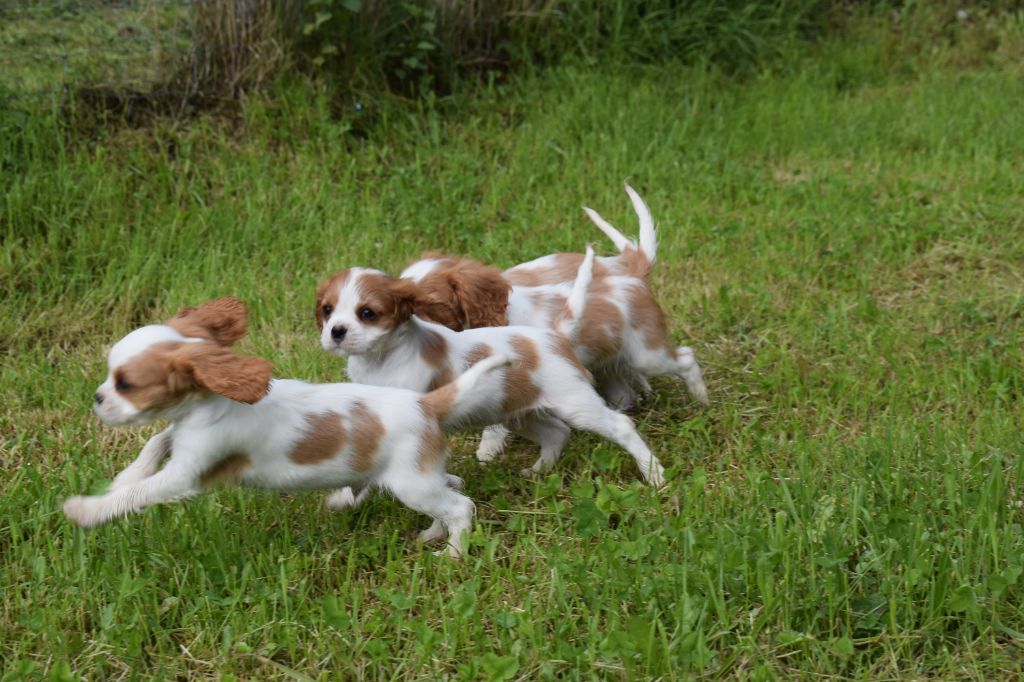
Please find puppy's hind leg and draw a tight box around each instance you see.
[551,391,666,487]
[674,346,709,406]
[513,415,571,478]
[381,471,475,558]
[634,345,709,407]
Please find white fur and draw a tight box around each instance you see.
[67,325,510,558]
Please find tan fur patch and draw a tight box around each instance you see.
[465,343,493,365]
[550,335,592,383]
[505,253,611,287]
[166,297,248,346]
[627,284,673,351]
[419,329,455,390]
[352,273,464,332]
[355,273,412,330]
[427,367,455,392]
[578,298,625,361]
[413,255,511,328]
[417,423,448,473]
[200,452,251,487]
[315,271,351,330]
[289,411,347,465]
[349,400,385,472]
[540,293,568,328]
[114,342,192,412]
[502,335,541,412]
[617,246,651,279]
[420,329,448,367]
[418,386,455,421]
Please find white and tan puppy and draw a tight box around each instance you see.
[63,297,508,557]
[315,250,667,485]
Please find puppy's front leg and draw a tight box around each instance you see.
[109,427,173,490]
[64,458,198,528]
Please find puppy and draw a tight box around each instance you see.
[316,249,668,485]
[401,185,708,459]
[63,297,508,557]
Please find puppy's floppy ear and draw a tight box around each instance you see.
[166,297,248,346]
[444,262,510,328]
[391,279,465,331]
[171,343,272,404]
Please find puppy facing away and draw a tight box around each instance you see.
[400,185,708,460]
[316,248,669,485]
[63,297,509,557]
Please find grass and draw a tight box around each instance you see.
[3,21,1024,680]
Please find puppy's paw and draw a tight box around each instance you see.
[325,488,358,511]
[326,487,374,511]
[646,463,667,489]
[476,427,507,463]
[63,496,105,528]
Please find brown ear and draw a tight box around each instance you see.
[444,262,510,328]
[393,279,464,331]
[172,343,272,404]
[166,297,249,346]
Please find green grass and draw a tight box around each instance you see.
[3,27,1024,680]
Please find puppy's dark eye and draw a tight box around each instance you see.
[359,307,376,321]
[322,304,334,317]
[115,378,132,391]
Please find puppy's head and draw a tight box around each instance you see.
[316,268,461,356]
[403,254,511,329]
[94,297,272,425]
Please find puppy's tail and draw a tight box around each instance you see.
[420,354,511,424]
[557,243,595,343]
[581,182,657,278]
[626,182,657,267]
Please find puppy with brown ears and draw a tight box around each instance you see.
[64,297,509,557]
[316,248,668,485]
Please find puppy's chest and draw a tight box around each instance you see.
[348,355,439,392]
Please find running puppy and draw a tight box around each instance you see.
[63,297,508,557]
[316,248,667,484]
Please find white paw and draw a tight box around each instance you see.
[690,380,710,407]
[476,428,507,463]
[646,463,666,488]
[325,488,358,511]
[444,474,465,491]
[63,496,105,528]
[434,540,464,559]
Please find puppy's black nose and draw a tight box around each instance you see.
[94,392,104,405]
[331,325,347,342]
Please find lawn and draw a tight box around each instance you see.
[2,23,1024,680]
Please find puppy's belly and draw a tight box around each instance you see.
[241,460,368,492]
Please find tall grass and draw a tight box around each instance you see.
[296,0,827,93]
